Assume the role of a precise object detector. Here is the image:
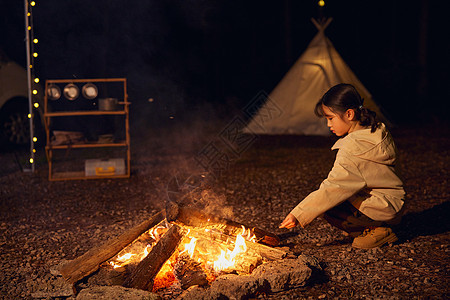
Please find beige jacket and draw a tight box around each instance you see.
[290,123,405,227]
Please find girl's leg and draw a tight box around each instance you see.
[323,201,384,237]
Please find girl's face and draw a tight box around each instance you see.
[322,104,353,136]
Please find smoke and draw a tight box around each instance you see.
[196,189,234,219]
[164,170,234,219]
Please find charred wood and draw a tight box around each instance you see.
[123,224,183,290]
[86,264,129,287]
[174,254,208,289]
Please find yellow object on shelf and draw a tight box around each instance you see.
[85,159,125,177]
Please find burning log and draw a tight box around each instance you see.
[60,210,165,284]
[220,252,262,275]
[123,224,183,290]
[244,240,287,261]
[174,206,280,246]
[174,254,209,289]
[182,225,287,262]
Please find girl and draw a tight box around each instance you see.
[279,83,405,249]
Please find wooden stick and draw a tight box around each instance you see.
[60,210,165,284]
[175,206,280,246]
[123,224,183,290]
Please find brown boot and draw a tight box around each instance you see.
[352,227,398,249]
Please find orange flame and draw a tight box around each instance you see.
[212,233,247,272]
[180,237,197,259]
[240,225,257,243]
[108,224,168,269]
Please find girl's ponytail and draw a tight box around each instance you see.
[358,105,378,133]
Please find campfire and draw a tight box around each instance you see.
[109,220,264,291]
[59,206,288,296]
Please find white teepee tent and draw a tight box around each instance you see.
[244,18,387,136]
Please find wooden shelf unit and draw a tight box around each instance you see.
[44,78,131,181]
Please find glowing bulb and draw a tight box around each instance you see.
[33,102,39,108]
[34,78,39,83]
[33,38,38,44]
[27,26,31,31]
[33,52,38,58]
[318,0,325,7]
[32,89,38,95]
[28,114,31,119]
[29,158,34,164]
[29,64,33,69]
[33,149,36,153]
[33,137,37,142]
[27,13,31,16]
[30,1,36,6]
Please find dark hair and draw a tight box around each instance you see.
[314,83,379,132]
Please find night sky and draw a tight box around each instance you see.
[1,0,448,129]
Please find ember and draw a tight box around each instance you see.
[152,259,177,292]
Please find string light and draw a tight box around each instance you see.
[318,0,325,7]
[25,0,39,170]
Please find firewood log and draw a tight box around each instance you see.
[228,253,262,275]
[123,224,183,290]
[60,210,165,284]
[174,254,208,289]
[244,240,287,261]
[175,206,280,246]
[178,224,287,262]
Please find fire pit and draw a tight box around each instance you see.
[58,206,321,299]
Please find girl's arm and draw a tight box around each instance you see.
[290,152,366,227]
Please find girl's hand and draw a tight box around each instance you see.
[279,213,299,229]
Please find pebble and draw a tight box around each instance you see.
[0,130,448,299]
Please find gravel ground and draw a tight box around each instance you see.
[0,121,449,299]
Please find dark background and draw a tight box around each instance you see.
[1,0,448,130]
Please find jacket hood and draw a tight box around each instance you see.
[331,123,397,165]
